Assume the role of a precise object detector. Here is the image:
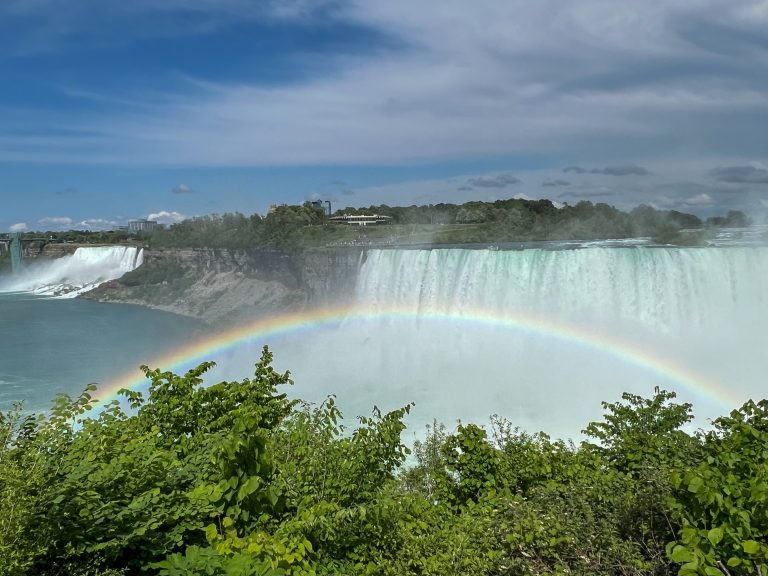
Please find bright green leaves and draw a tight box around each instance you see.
[742,540,761,555]
[441,423,508,505]
[5,362,768,576]
[582,387,697,475]
[669,544,694,563]
[707,527,724,546]
[668,399,768,575]
[0,346,300,575]
[687,475,704,493]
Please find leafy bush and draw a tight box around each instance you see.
[0,357,763,576]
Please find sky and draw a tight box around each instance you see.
[2,0,768,231]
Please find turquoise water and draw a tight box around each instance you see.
[0,293,200,413]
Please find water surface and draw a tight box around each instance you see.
[0,293,200,412]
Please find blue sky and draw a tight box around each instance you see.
[2,0,768,231]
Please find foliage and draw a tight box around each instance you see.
[0,355,763,576]
[668,400,768,576]
[136,199,733,254]
[582,388,698,474]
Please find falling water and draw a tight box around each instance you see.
[0,246,143,297]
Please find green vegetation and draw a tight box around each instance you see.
[145,201,747,253]
[1,350,765,575]
[1,201,750,256]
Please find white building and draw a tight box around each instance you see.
[127,219,158,233]
[329,214,393,226]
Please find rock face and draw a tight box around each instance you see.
[23,243,86,259]
[301,247,367,305]
[81,247,365,325]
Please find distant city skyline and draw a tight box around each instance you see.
[2,0,768,231]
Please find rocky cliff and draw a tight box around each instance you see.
[81,247,365,325]
[23,242,88,259]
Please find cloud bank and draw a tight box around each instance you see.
[147,210,185,223]
[1,0,767,168]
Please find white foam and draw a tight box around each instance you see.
[0,246,143,297]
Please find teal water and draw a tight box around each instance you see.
[0,293,200,413]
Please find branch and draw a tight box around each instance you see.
[717,560,733,576]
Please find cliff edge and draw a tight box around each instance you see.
[81,247,365,325]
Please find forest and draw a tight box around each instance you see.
[2,200,750,256]
[145,200,747,252]
[1,347,766,576]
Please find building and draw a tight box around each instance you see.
[329,214,393,226]
[127,219,158,233]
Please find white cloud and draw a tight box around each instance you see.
[147,210,185,223]
[684,193,715,206]
[38,216,73,227]
[1,0,764,170]
[78,218,117,229]
[9,222,27,232]
[172,183,192,194]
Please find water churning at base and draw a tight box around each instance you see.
[0,246,144,297]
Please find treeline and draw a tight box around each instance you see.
[146,200,750,251]
[1,349,766,575]
[147,205,326,250]
[10,230,133,245]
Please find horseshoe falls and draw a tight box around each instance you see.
[236,246,768,439]
[3,243,767,440]
[355,247,768,336]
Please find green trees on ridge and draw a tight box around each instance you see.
[0,350,766,575]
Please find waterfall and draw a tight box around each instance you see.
[187,245,768,438]
[276,246,765,437]
[356,247,768,335]
[0,246,144,297]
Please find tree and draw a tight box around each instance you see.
[668,400,768,576]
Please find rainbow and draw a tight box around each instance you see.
[98,305,735,410]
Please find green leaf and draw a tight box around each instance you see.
[688,476,704,494]
[707,527,724,545]
[670,545,694,563]
[205,523,218,544]
[236,476,262,501]
[743,540,761,554]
